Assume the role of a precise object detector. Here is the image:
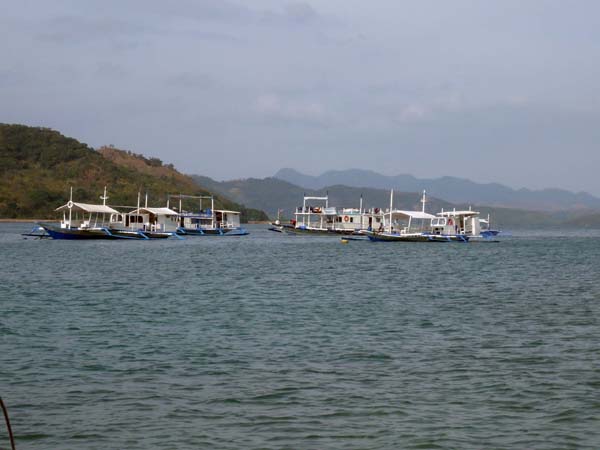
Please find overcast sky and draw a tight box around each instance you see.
[2,0,600,193]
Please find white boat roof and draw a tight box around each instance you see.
[130,207,179,216]
[438,210,480,217]
[215,210,240,214]
[55,202,119,214]
[391,210,436,220]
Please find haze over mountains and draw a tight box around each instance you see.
[274,169,600,212]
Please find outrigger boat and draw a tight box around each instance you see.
[436,209,501,241]
[38,188,179,240]
[360,190,469,242]
[108,192,182,239]
[273,195,385,235]
[169,194,249,236]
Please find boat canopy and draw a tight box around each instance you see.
[130,207,179,216]
[391,210,436,220]
[438,210,480,217]
[55,202,119,214]
[214,210,241,214]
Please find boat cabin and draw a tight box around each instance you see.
[55,201,119,229]
[294,195,384,232]
[436,210,481,236]
[111,207,179,232]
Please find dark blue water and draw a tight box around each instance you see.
[1,223,600,449]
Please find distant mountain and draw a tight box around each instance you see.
[0,124,268,221]
[191,174,566,229]
[274,168,600,212]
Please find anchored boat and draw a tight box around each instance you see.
[38,188,181,240]
[361,190,469,243]
[273,195,385,236]
[168,194,249,236]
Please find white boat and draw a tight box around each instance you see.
[361,190,469,242]
[108,193,182,239]
[275,195,385,235]
[168,194,249,236]
[38,187,132,239]
[436,209,501,240]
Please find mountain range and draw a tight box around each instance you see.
[274,168,600,212]
[190,175,583,229]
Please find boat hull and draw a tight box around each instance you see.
[107,229,174,239]
[362,230,469,242]
[39,223,118,240]
[176,227,249,236]
[277,224,362,236]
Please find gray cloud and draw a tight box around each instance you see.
[2,0,600,194]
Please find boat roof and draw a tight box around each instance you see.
[130,207,179,216]
[215,210,240,214]
[55,202,119,214]
[391,210,436,220]
[438,210,480,217]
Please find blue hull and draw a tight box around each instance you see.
[176,227,249,236]
[40,224,118,240]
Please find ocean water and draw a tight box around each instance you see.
[1,223,600,449]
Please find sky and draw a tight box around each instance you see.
[2,0,600,194]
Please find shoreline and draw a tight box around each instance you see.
[0,219,59,223]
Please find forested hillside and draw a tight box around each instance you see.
[0,124,268,221]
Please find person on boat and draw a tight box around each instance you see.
[378,223,384,232]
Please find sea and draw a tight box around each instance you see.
[1,223,600,449]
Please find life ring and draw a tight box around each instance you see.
[344,215,350,222]
[448,218,453,226]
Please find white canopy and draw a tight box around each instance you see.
[55,202,119,214]
[130,207,179,216]
[390,210,436,220]
[438,210,480,217]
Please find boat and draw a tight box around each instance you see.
[361,190,469,243]
[108,193,182,239]
[436,209,501,241]
[168,194,249,236]
[38,187,128,240]
[275,195,385,235]
[38,188,180,240]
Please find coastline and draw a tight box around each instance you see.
[0,219,59,223]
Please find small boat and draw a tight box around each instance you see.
[361,190,469,243]
[108,193,182,239]
[169,194,249,236]
[38,187,128,240]
[436,209,501,241]
[277,195,385,236]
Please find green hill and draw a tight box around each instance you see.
[0,123,268,221]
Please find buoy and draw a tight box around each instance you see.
[341,239,349,244]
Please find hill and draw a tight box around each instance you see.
[191,175,563,229]
[0,124,268,221]
[274,168,600,212]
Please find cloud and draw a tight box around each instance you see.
[284,2,318,24]
[255,93,332,126]
[166,72,215,89]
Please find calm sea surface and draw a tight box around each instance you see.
[1,223,600,449]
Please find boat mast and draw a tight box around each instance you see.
[68,186,73,228]
[134,192,140,230]
[388,189,393,233]
[421,190,426,231]
[98,186,109,228]
[211,196,215,228]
